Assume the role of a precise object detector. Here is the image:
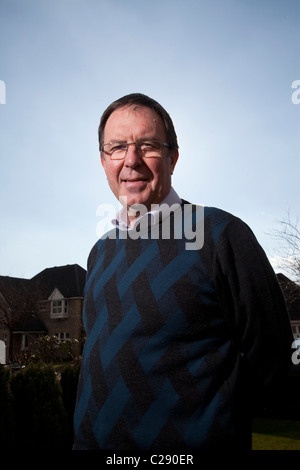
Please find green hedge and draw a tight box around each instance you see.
[0,363,80,450]
[0,365,15,450]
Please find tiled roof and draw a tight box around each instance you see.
[0,264,86,333]
[0,264,86,302]
[0,276,31,304]
[31,264,86,299]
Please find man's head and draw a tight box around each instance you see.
[99,93,179,216]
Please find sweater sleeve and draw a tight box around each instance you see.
[213,216,293,402]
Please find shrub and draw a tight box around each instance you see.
[0,365,15,450]
[28,335,79,364]
[60,363,81,447]
[10,363,69,449]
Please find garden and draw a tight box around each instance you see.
[1,333,300,451]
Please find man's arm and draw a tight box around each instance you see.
[213,217,294,408]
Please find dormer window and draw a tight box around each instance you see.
[49,288,68,319]
[52,299,68,316]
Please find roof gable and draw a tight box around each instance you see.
[48,288,64,301]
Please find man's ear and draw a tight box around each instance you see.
[100,153,105,168]
[170,150,179,175]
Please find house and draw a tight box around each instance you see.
[277,273,300,338]
[0,264,299,363]
[0,264,86,363]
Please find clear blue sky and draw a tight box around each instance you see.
[0,0,299,278]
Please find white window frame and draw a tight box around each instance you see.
[48,288,68,319]
[55,332,70,342]
[51,299,68,316]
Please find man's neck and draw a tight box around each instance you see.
[113,187,182,230]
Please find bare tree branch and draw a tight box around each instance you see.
[269,210,300,285]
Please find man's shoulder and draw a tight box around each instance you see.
[86,227,118,270]
[181,201,249,245]
[203,205,235,224]
[181,200,235,224]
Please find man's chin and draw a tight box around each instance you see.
[127,200,151,214]
[118,194,151,210]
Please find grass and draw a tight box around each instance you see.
[252,417,300,450]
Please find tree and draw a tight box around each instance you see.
[271,211,300,286]
[0,278,39,362]
[270,211,300,317]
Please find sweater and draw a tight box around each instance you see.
[73,203,293,450]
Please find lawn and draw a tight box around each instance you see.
[252,417,300,450]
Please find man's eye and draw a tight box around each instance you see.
[141,141,158,150]
[111,144,126,152]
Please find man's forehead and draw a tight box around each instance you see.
[104,105,165,138]
[110,104,159,121]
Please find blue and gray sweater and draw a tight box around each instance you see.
[73,204,292,450]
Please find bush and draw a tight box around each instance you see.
[0,365,15,450]
[60,363,81,447]
[28,335,80,364]
[0,362,81,450]
[10,364,69,449]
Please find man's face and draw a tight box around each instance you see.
[101,105,178,212]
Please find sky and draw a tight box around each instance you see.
[0,0,299,279]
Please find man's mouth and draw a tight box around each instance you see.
[122,178,149,182]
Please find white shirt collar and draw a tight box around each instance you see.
[112,187,182,231]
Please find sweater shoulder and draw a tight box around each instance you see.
[86,227,118,272]
[182,200,235,231]
[201,205,238,246]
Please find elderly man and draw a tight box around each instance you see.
[73,93,293,451]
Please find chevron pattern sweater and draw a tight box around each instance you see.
[73,204,292,450]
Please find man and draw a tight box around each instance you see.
[73,93,293,451]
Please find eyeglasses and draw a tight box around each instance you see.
[100,139,170,160]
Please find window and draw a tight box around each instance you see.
[51,299,68,318]
[55,332,70,341]
[49,288,68,319]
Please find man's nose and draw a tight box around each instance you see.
[124,143,142,167]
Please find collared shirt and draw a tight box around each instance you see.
[112,187,182,232]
